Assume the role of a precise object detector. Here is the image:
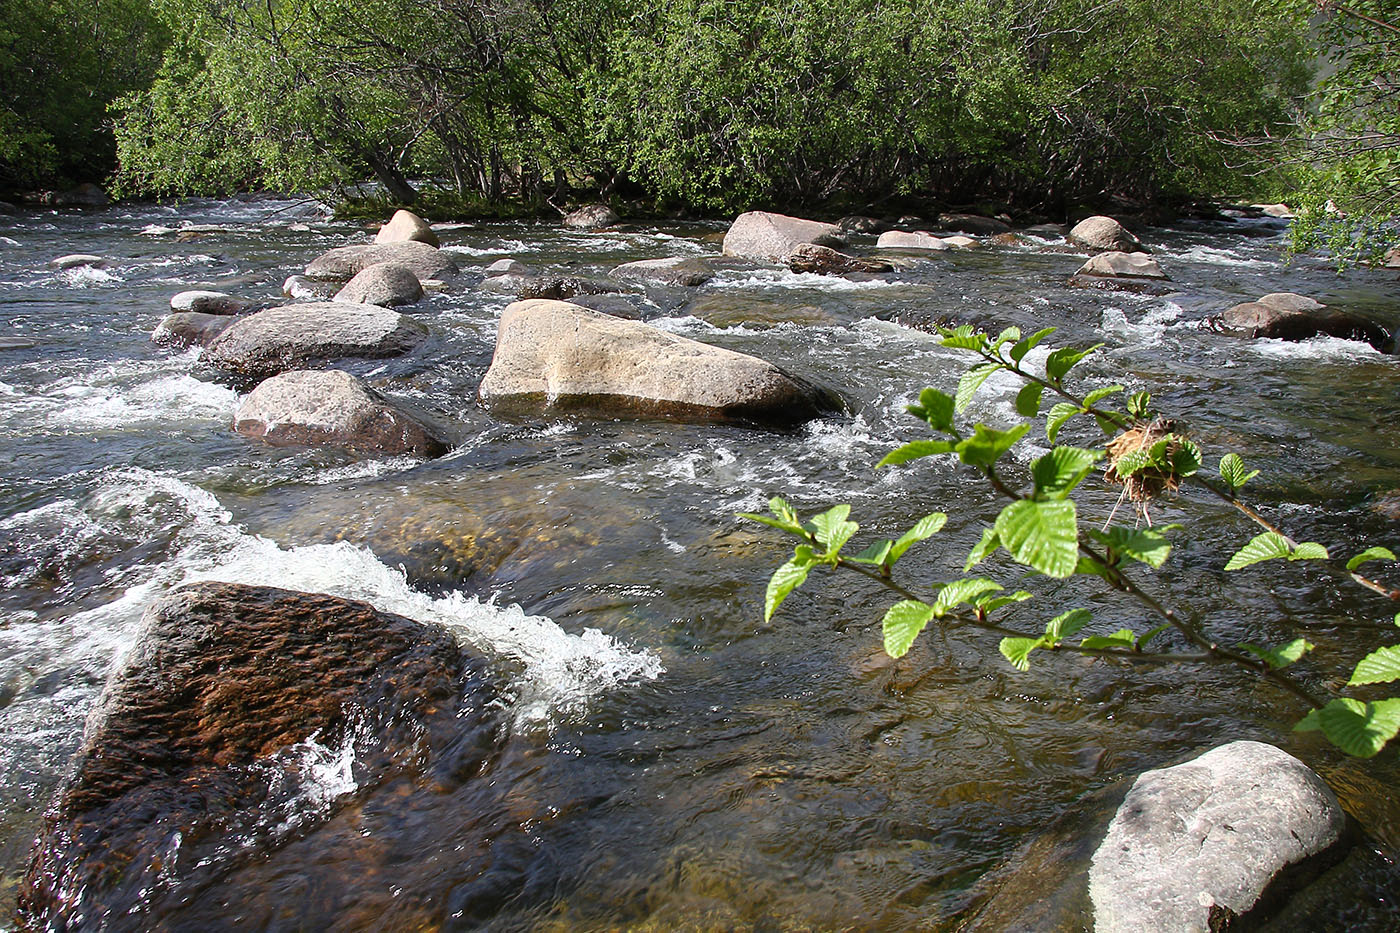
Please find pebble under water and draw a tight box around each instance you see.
[1,198,1399,929]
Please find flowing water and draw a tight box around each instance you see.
[1,198,1398,929]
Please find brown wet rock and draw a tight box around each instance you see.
[375,209,439,248]
[152,311,238,349]
[784,243,892,276]
[1216,293,1390,350]
[304,241,460,283]
[721,210,845,262]
[516,275,623,301]
[20,581,501,931]
[610,257,716,287]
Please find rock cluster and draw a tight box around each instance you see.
[1217,292,1390,349]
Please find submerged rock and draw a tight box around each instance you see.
[48,254,109,270]
[152,311,238,349]
[1217,292,1389,349]
[610,256,715,287]
[0,336,37,350]
[516,275,622,301]
[20,581,499,930]
[170,290,250,315]
[563,203,619,229]
[234,369,447,456]
[722,211,845,262]
[479,299,836,426]
[304,241,459,283]
[333,261,424,307]
[1069,215,1147,253]
[784,243,891,276]
[375,208,439,247]
[483,258,529,277]
[205,302,428,381]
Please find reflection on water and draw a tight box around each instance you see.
[1,199,1399,928]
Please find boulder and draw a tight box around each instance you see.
[479,299,836,426]
[936,212,1012,235]
[19,581,498,930]
[170,290,250,315]
[152,312,238,349]
[53,183,109,207]
[282,274,337,300]
[1253,203,1295,219]
[48,254,108,270]
[610,257,715,287]
[563,203,619,230]
[484,258,529,277]
[516,276,622,301]
[785,243,892,276]
[0,336,37,350]
[1075,251,1168,279]
[565,293,649,319]
[940,235,980,250]
[304,241,459,283]
[1069,215,1147,253]
[875,230,949,251]
[1089,741,1345,932]
[234,369,447,456]
[722,211,845,261]
[1384,247,1399,270]
[375,209,438,247]
[333,262,424,307]
[204,302,428,381]
[837,215,890,235]
[1217,293,1389,349]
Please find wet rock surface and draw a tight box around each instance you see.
[610,256,715,287]
[169,290,250,315]
[20,581,503,931]
[722,211,845,261]
[1070,215,1147,253]
[304,241,460,282]
[784,243,892,276]
[374,209,438,247]
[152,311,238,348]
[204,302,429,381]
[1217,292,1390,349]
[333,261,424,307]
[563,203,620,230]
[1074,250,1169,279]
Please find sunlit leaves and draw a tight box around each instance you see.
[883,600,936,658]
[994,499,1078,578]
[1347,547,1396,572]
[765,558,810,622]
[1350,645,1400,685]
[958,423,1029,469]
[1086,525,1176,568]
[1083,384,1124,407]
[1218,453,1259,491]
[907,388,956,433]
[1043,608,1090,645]
[809,504,857,556]
[1224,532,1292,570]
[956,362,1002,413]
[965,528,999,571]
[1016,382,1043,417]
[1031,446,1102,499]
[1045,343,1103,383]
[890,513,947,562]
[932,577,1002,615]
[1081,629,1137,650]
[878,439,955,467]
[1010,327,1056,365]
[999,637,1041,671]
[1240,638,1313,670]
[1046,402,1081,443]
[1126,391,1152,420]
[1296,698,1400,758]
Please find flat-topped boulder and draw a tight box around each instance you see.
[722,211,845,262]
[170,290,250,315]
[563,203,619,229]
[152,311,238,348]
[234,369,447,456]
[1069,215,1147,253]
[1075,251,1168,279]
[610,256,715,287]
[48,254,109,270]
[785,243,892,275]
[19,581,497,930]
[1217,292,1390,349]
[479,299,836,426]
[304,240,459,282]
[205,302,428,380]
[375,208,438,247]
[875,230,949,251]
[333,261,423,307]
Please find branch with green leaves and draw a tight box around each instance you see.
[740,324,1400,757]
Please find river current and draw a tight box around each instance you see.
[0,198,1398,929]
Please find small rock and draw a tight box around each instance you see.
[234,369,447,456]
[1075,251,1168,279]
[375,209,439,247]
[1217,293,1389,349]
[722,211,845,262]
[563,203,619,230]
[0,336,36,350]
[1253,203,1295,219]
[936,212,1012,235]
[170,290,250,315]
[333,262,423,307]
[940,235,980,249]
[152,312,238,349]
[1069,215,1147,253]
[1024,223,1068,238]
[785,243,892,275]
[282,274,337,300]
[304,241,459,283]
[205,302,428,381]
[565,293,649,319]
[1383,247,1399,269]
[483,258,528,277]
[875,230,949,251]
[48,254,108,270]
[516,276,622,301]
[610,257,715,287]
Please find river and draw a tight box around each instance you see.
[1,198,1398,929]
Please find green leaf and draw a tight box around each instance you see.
[1350,645,1400,685]
[1083,384,1124,407]
[994,499,1079,578]
[739,512,806,536]
[890,513,948,562]
[1166,437,1203,478]
[883,600,936,658]
[1043,608,1091,645]
[1289,542,1330,561]
[1086,526,1174,568]
[933,577,1003,615]
[1137,622,1171,648]
[1015,382,1043,418]
[957,423,1030,469]
[765,559,811,622]
[1302,698,1400,758]
[1046,402,1081,443]
[965,528,1000,571]
[849,539,893,566]
[1031,446,1103,500]
[1045,343,1103,383]
[1348,547,1397,572]
[1075,555,1111,579]
[1239,638,1314,670]
[1081,629,1137,650]
[941,327,987,351]
[1125,391,1151,419]
[878,439,956,468]
[809,505,857,556]
[771,497,800,527]
[1112,449,1154,478]
[976,590,1033,613]
[1225,532,1292,571]
[956,362,1003,413]
[999,636,1043,672]
[1218,453,1260,490]
[912,388,956,433]
[1009,327,1056,365]
[992,326,1022,349]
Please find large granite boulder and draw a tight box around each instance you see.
[1089,741,1345,932]
[1069,215,1147,253]
[234,369,447,456]
[610,257,715,287]
[304,241,459,282]
[20,581,499,930]
[170,290,250,315]
[875,230,950,251]
[785,243,892,275]
[1075,251,1168,279]
[204,302,428,380]
[722,211,845,262]
[563,203,619,230]
[375,209,438,247]
[333,261,424,307]
[1217,292,1389,349]
[479,299,836,426]
[152,311,238,349]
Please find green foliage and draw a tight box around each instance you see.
[1218,453,1259,491]
[1296,698,1400,759]
[1225,532,1329,570]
